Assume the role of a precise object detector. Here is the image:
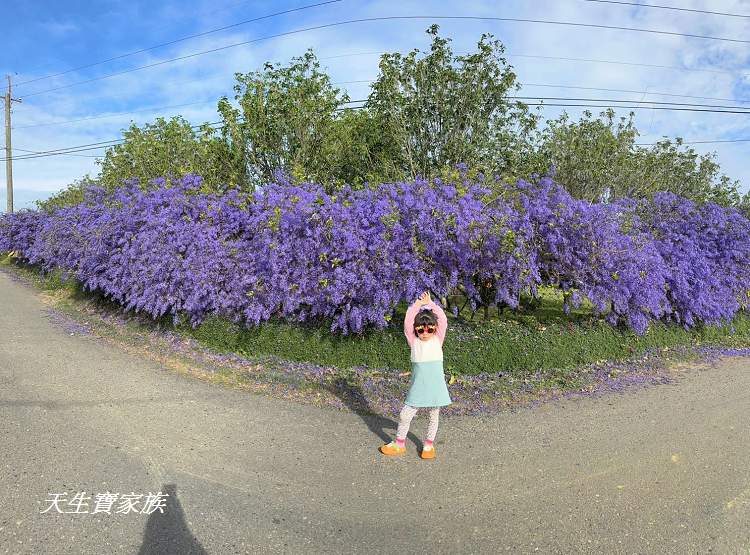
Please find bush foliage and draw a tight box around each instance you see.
[4,171,749,336]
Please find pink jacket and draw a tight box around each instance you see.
[403,300,448,348]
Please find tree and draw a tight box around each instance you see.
[97,116,238,193]
[35,176,97,213]
[326,107,400,187]
[536,109,740,205]
[739,191,750,219]
[366,25,538,182]
[632,138,740,206]
[218,50,350,189]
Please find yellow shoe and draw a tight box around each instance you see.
[420,444,436,460]
[379,441,406,456]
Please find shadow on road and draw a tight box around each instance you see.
[138,484,207,555]
[325,377,422,450]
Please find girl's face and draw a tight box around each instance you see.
[414,324,436,341]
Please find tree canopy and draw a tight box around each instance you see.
[39,26,744,211]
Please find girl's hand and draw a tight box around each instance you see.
[417,291,431,306]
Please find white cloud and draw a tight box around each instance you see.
[38,20,78,37]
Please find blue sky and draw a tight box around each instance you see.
[1,0,749,210]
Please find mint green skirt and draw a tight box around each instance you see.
[405,360,452,408]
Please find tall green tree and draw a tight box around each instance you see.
[534,109,638,201]
[218,50,350,189]
[97,116,237,193]
[536,109,740,205]
[633,138,740,206]
[366,25,538,182]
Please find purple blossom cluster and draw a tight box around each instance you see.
[615,193,750,328]
[1,172,749,335]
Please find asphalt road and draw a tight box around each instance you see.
[1,270,749,554]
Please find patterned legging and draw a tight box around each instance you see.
[396,405,440,442]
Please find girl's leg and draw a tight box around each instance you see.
[394,405,418,446]
[424,407,440,449]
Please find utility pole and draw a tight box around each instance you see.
[5,75,21,214]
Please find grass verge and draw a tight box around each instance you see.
[182,298,750,378]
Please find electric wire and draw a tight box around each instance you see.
[580,0,750,19]
[510,53,748,77]
[15,94,750,133]
[14,69,750,131]
[12,100,218,129]
[522,102,750,114]
[521,83,750,104]
[15,0,343,87]
[6,97,750,162]
[12,147,102,158]
[636,138,750,145]
[12,98,364,129]
[15,47,748,120]
[1,120,224,161]
[513,96,750,110]
[17,14,750,99]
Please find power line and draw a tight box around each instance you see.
[11,95,750,159]
[523,102,750,114]
[16,46,747,122]
[16,95,750,135]
[636,138,750,146]
[510,52,748,77]
[14,0,343,87]
[513,53,750,77]
[321,49,750,78]
[580,0,750,19]
[18,50,379,108]
[324,49,750,78]
[522,83,750,105]
[0,120,227,161]
[13,99,363,130]
[343,97,750,113]
[340,77,750,105]
[351,94,750,111]
[0,142,122,161]
[18,14,750,99]
[12,146,102,158]
[8,125,747,163]
[12,99,217,129]
[7,144,118,158]
[6,96,750,162]
[514,96,750,110]
[9,138,126,157]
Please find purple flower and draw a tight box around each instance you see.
[1,171,748,336]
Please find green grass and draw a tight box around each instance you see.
[1,255,78,292]
[5,253,750,377]
[182,287,750,376]
[182,308,750,376]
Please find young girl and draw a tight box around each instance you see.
[380,291,452,460]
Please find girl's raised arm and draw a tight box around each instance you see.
[403,301,421,348]
[423,301,448,344]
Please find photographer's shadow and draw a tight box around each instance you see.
[325,376,422,451]
[138,484,207,555]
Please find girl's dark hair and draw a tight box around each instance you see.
[414,308,438,328]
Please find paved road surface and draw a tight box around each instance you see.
[1,270,749,554]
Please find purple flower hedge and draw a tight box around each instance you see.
[1,173,749,335]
